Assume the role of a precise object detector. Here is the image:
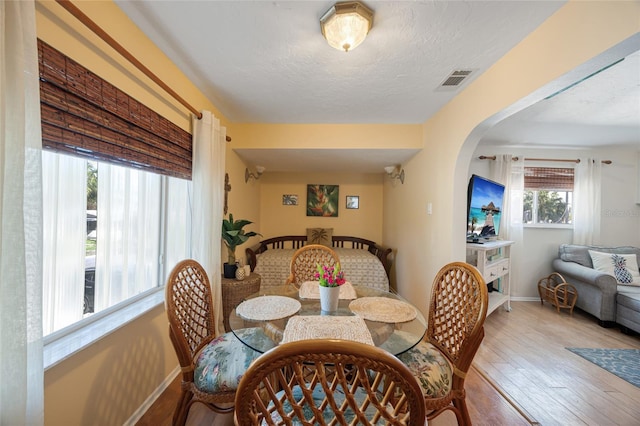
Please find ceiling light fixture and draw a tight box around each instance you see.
[245,165,265,183]
[320,1,374,52]
[384,165,405,184]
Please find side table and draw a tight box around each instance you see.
[221,273,261,332]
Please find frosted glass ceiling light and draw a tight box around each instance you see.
[320,1,374,52]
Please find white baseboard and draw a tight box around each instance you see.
[124,366,180,426]
[510,297,540,302]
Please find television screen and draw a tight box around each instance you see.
[467,174,505,241]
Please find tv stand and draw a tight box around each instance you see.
[466,240,514,315]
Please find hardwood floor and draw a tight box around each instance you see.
[476,301,640,426]
[137,301,640,425]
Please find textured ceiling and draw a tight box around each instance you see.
[481,49,640,149]
[115,1,639,173]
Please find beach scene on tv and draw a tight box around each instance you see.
[467,177,504,239]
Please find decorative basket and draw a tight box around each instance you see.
[537,272,578,315]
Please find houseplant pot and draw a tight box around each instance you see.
[222,213,260,278]
[223,262,238,279]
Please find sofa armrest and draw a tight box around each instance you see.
[552,259,617,294]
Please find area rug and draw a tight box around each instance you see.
[566,348,640,388]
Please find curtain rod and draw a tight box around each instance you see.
[478,155,612,164]
[55,0,232,142]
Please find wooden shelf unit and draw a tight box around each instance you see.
[466,240,514,315]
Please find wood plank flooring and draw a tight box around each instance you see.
[475,301,640,426]
[137,301,640,425]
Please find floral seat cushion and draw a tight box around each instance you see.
[266,384,387,424]
[398,340,453,398]
[194,328,274,393]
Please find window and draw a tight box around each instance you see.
[523,167,574,225]
[38,39,194,336]
[42,151,189,335]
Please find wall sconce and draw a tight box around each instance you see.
[384,165,405,184]
[320,1,374,52]
[245,165,265,183]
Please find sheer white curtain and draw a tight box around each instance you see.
[573,158,602,245]
[0,0,44,422]
[164,177,191,275]
[491,155,524,293]
[94,164,161,311]
[41,152,86,334]
[191,111,226,335]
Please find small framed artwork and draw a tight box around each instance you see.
[307,184,339,217]
[282,194,298,206]
[346,195,359,209]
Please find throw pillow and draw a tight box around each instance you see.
[588,250,640,285]
[306,228,333,247]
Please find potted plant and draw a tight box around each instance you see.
[222,214,260,278]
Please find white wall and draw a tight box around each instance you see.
[600,149,640,246]
[468,145,640,299]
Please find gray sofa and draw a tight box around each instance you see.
[552,244,640,333]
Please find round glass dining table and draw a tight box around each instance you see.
[228,283,427,356]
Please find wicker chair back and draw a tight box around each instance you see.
[234,339,426,425]
[285,244,340,288]
[427,261,488,368]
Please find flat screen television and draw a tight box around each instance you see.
[467,174,506,242]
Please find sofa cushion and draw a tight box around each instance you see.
[589,250,640,285]
[618,285,640,294]
[617,292,640,311]
[559,244,640,269]
[559,244,594,267]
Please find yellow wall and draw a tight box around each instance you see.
[234,123,423,149]
[383,0,640,315]
[257,172,383,242]
[44,306,172,424]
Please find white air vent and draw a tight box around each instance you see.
[436,69,476,91]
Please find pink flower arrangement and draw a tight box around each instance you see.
[315,263,346,287]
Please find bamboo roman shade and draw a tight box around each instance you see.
[38,39,192,180]
[524,167,574,191]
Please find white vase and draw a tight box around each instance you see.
[319,285,340,312]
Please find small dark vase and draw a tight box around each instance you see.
[223,262,238,279]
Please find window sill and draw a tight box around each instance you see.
[523,223,573,230]
[43,288,165,370]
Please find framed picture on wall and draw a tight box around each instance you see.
[346,195,359,209]
[306,184,339,217]
[282,194,298,205]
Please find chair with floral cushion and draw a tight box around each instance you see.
[234,339,426,425]
[285,244,340,289]
[398,261,488,426]
[165,259,273,425]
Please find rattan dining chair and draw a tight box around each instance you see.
[284,244,340,289]
[165,259,272,425]
[234,339,426,425]
[398,261,488,426]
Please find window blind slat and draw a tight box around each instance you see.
[524,167,574,190]
[38,39,192,179]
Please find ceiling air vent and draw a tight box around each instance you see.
[436,69,475,91]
